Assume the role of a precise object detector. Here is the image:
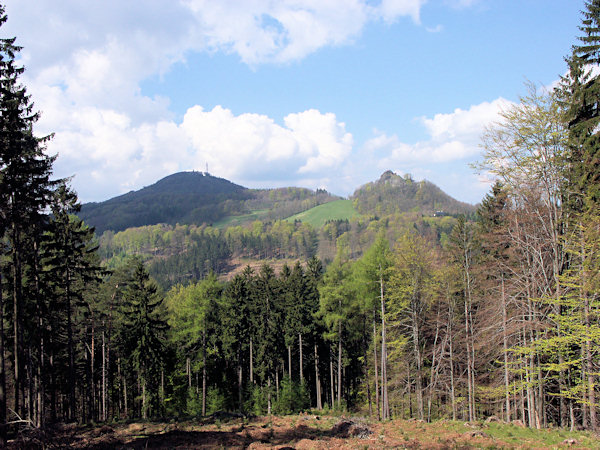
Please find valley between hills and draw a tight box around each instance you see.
[80,169,474,289]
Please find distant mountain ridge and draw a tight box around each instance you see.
[79,171,338,233]
[79,170,474,234]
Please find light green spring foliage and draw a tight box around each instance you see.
[477,84,567,203]
[521,210,600,404]
[353,233,393,312]
[165,274,222,365]
[318,257,354,342]
[387,232,437,357]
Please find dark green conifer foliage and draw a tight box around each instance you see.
[42,183,101,421]
[253,264,282,407]
[118,259,167,419]
[0,4,58,431]
[561,0,600,206]
[221,268,254,411]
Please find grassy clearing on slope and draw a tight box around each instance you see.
[212,209,270,228]
[286,199,358,228]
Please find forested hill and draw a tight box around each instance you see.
[352,170,475,216]
[79,172,248,233]
[79,171,339,233]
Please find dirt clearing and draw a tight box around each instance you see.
[5,414,599,448]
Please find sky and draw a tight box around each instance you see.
[1,0,582,204]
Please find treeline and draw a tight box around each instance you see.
[97,213,459,289]
[80,169,339,234]
[98,221,319,287]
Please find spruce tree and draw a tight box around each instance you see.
[118,259,167,419]
[41,183,102,421]
[0,5,58,429]
[221,269,254,411]
[560,0,600,206]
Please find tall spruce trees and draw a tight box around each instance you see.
[562,0,600,206]
[0,4,59,435]
[118,258,167,419]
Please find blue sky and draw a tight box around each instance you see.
[2,0,581,204]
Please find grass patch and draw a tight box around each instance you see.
[285,199,358,228]
[435,419,598,448]
[212,209,269,228]
[483,422,597,447]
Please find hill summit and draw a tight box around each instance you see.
[351,170,474,216]
[79,172,249,233]
[79,171,338,233]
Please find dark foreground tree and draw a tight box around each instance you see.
[1,4,58,438]
[118,259,167,419]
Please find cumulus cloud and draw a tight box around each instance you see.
[0,0,432,201]
[2,0,497,203]
[49,104,353,201]
[352,98,513,203]
[366,98,511,167]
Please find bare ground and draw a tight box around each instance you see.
[5,414,599,449]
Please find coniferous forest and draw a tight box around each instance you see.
[3,1,600,446]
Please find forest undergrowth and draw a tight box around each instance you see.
[5,413,599,449]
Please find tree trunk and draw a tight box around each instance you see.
[501,275,511,422]
[314,343,322,410]
[412,306,423,421]
[583,252,597,430]
[267,378,272,415]
[380,270,389,420]
[363,318,372,416]
[448,296,457,421]
[187,357,191,389]
[141,372,147,420]
[299,333,303,383]
[90,313,96,422]
[329,350,334,408]
[161,368,165,416]
[337,317,342,408]
[122,359,128,419]
[11,228,22,418]
[373,314,380,420]
[102,329,106,422]
[32,241,44,428]
[287,345,292,379]
[66,266,76,421]
[464,284,473,422]
[427,310,442,422]
[276,365,279,401]
[462,238,476,422]
[0,269,6,445]
[202,329,206,416]
[250,338,254,384]
[238,348,243,412]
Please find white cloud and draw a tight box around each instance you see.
[426,24,444,33]
[366,98,511,167]
[377,0,425,25]
[49,104,353,201]
[2,0,491,202]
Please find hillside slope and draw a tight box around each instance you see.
[285,199,358,228]
[79,172,249,233]
[352,170,475,216]
[79,172,338,233]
